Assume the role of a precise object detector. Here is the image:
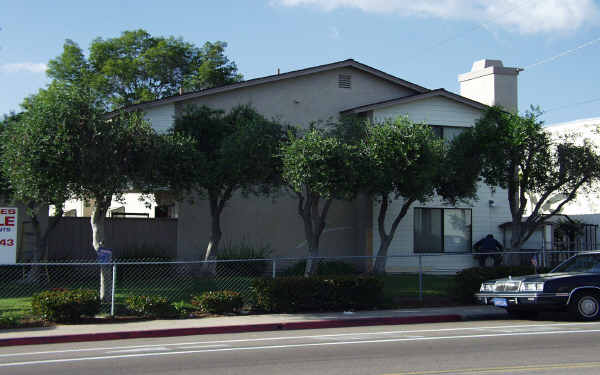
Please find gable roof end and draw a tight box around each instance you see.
[340,88,489,114]
[122,59,430,112]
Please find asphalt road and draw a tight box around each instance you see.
[2,320,600,374]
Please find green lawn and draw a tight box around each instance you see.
[381,274,456,296]
[379,274,457,307]
[0,296,33,316]
[0,275,257,316]
[0,273,457,316]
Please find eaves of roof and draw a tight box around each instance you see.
[340,88,489,114]
[498,214,575,229]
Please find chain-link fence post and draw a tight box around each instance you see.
[110,263,117,316]
[418,255,423,303]
[542,241,547,269]
[272,259,277,279]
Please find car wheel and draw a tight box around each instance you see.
[507,308,538,320]
[569,292,600,321]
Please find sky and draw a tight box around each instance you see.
[1,0,599,126]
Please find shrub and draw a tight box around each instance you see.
[191,291,244,314]
[171,301,193,318]
[453,266,549,303]
[31,288,100,322]
[281,260,360,276]
[0,312,26,328]
[125,295,175,318]
[251,276,383,313]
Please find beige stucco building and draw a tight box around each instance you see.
[131,58,521,272]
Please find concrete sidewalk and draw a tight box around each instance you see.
[0,305,507,347]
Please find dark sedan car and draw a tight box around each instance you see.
[475,252,600,320]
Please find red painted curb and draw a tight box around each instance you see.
[0,314,462,347]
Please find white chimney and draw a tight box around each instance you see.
[458,59,522,113]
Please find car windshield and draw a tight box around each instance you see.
[552,254,600,273]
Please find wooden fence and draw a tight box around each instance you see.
[45,217,177,260]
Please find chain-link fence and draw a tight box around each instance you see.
[0,250,585,316]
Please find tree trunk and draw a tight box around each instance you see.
[508,163,523,252]
[304,234,320,277]
[373,238,392,274]
[301,193,316,276]
[510,219,523,253]
[27,214,45,284]
[204,199,222,262]
[202,194,224,276]
[299,193,332,277]
[91,196,112,302]
[26,205,63,283]
[373,195,414,275]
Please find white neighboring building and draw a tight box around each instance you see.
[544,118,600,235]
[544,118,600,216]
[500,118,600,253]
[52,193,159,218]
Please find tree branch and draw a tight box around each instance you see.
[304,185,313,220]
[377,194,389,241]
[529,178,572,221]
[544,178,587,219]
[296,191,305,218]
[519,137,539,188]
[317,198,333,238]
[507,165,520,219]
[390,197,416,237]
[217,185,234,213]
[521,178,588,248]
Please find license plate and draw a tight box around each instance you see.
[493,298,508,307]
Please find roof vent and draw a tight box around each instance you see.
[338,74,352,89]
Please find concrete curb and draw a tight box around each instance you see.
[462,312,508,321]
[0,314,462,347]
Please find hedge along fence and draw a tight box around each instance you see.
[31,288,100,322]
[192,291,244,314]
[251,276,384,313]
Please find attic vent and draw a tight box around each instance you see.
[338,74,352,89]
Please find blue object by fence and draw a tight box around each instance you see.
[97,248,112,263]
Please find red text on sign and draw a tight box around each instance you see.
[0,216,15,227]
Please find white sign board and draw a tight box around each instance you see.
[0,207,18,264]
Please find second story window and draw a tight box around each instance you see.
[430,125,465,142]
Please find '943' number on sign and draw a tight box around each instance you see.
[0,239,14,246]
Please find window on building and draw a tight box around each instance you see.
[414,208,472,253]
[430,126,465,142]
